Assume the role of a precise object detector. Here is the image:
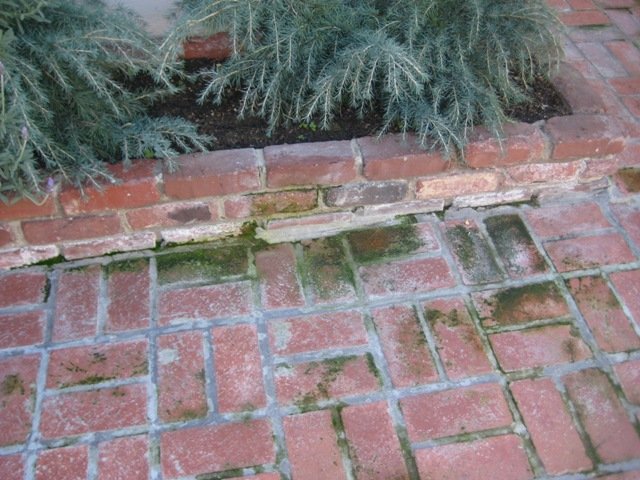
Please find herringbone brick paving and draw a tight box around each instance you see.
[1,180,640,479]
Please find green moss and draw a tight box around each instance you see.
[484,282,563,326]
[347,224,424,263]
[364,353,382,386]
[42,276,51,302]
[1,374,24,395]
[294,356,358,410]
[196,467,245,480]
[105,258,148,275]
[300,236,356,300]
[111,388,126,397]
[446,224,476,269]
[425,308,462,327]
[61,375,116,389]
[33,254,66,267]
[156,245,248,284]
[484,215,546,274]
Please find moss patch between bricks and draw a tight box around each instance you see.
[156,244,248,284]
[105,258,148,275]
[347,223,424,263]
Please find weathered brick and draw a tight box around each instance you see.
[268,311,367,356]
[126,200,218,230]
[622,95,640,116]
[161,222,244,245]
[212,324,266,413]
[610,269,640,327]
[614,167,640,195]
[359,134,449,180]
[444,220,503,285]
[247,190,318,216]
[301,237,357,304]
[545,114,626,160]
[614,359,640,404]
[163,149,260,199]
[347,223,440,263]
[552,62,606,113]
[568,275,640,352]
[157,331,207,422]
[62,232,157,260]
[324,181,408,208]
[415,435,533,480]
[507,161,582,184]
[359,257,455,298]
[47,340,148,389]
[158,281,253,325]
[465,123,547,168]
[182,32,232,60]
[160,420,275,479]
[0,196,56,221]
[98,435,149,480]
[0,355,39,446]
[511,378,591,475]
[40,384,147,439]
[490,324,592,371]
[416,172,503,199]
[275,355,380,406]
[52,265,101,342]
[0,224,13,248]
[401,383,512,441]
[606,40,640,75]
[0,454,24,480]
[105,259,151,332]
[485,215,548,278]
[0,271,47,307]
[372,305,438,388]
[577,41,628,77]
[564,368,640,463]
[561,10,611,26]
[545,233,635,272]
[265,141,356,188]
[22,215,122,244]
[60,160,160,215]
[283,410,347,479]
[255,244,305,310]
[612,204,640,250]
[424,298,493,380]
[342,401,409,480]
[36,446,88,480]
[0,245,60,270]
[473,282,570,327]
[525,202,611,238]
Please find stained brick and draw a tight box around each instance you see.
[0,311,45,349]
[415,435,533,480]
[568,276,640,352]
[465,123,547,168]
[98,435,149,480]
[275,355,381,406]
[22,215,122,244]
[301,237,357,304]
[424,298,493,380]
[157,331,207,422]
[105,259,151,332]
[511,378,591,475]
[283,410,347,480]
[372,305,438,388]
[0,454,24,480]
[360,134,449,180]
[160,420,275,479]
[564,368,640,462]
[341,402,408,480]
[0,196,56,221]
[359,257,455,298]
[525,202,611,238]
[247,190,318,216]
[324,181,408,208]
[47,340,148,389]
[36,446,88,480]
[255,244,305,310]
[347,223,440,263]
[163,149,260,199]
[614,359,640,404]
[0,245,60,270]
[401,383,512,441]
[0,355,39,446]
[60,160,160,214]
[158,281,252,325]
[485,215,548,278]
[268,311,367,356]
[0,272,47,307]
[212,324,266,413]
[545,114,626,159]
[52,265,101,342]
[265,140,356,188]
[444,220,503,285]
[610,269,640,326]
[40,384,147,439]
[545,233,635,272]
[416,172,503,200]
[473,282,570,327]
[126,200,218,230]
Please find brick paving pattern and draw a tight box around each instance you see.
[1,0,640,478]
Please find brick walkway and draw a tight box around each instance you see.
[0,176,639,479]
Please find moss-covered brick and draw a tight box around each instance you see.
[156,245,248,284]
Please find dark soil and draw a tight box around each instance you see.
[147,60,571,150]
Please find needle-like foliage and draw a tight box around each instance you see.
[165,0,561,154]
[0,0,211,200]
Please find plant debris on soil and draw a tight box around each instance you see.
[147,60,571,150]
